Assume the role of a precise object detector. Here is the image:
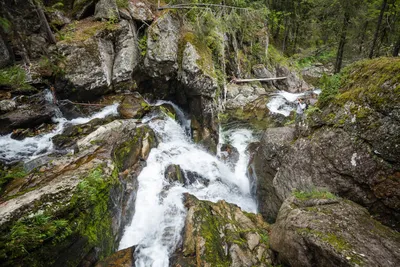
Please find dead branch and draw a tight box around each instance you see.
[158,3,251,11]
[231,77,287,83]
[61,99,108,107]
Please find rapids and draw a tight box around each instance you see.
[118,104,257,267]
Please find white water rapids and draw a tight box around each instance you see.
[267,89,321,116]
[0,92,118,163]
[118,105,257,267]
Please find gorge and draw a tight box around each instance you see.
[0,0,399,267]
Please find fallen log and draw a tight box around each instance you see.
[231,77,287,83]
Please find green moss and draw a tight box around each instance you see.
[0,165,27,195]
[116,0,128,9]
[335,57,400,111]
[138,33,148,56]
[293,188,337,201]
[159,106,176,120]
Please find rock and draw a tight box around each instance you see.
[95,0,120,20]
[223,83,286,129]
[52,117,115,150]
[249,127,295,222]
[0,99,16,114]
[0,92,56,135]
[219,144,239,170]
[180,42,218,97]
[127,0,154,22]
[117,93,150,119]
[252,64,275,79]
[0,119,157,266]
[171,194,272,267]
[57,37,114,101]
[95,246,135,267]
[164,164,185,184]
[301,63,332,85]
[112,20,139,89]
[253,58,400,229]
[270,195,400,267]
[74,0,97,20]
[47,10,71,30]
[0,34,11,68]
[0,0,51,60]
[183,170,210,186]
[274,65,310,93]
[144,13,180,78]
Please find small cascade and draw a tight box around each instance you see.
[118,104,257,267]
[0,96,118,163]
[267,89,321,116]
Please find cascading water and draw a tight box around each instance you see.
[0,91,118,163]
[267,89,321,116]
[118,104,257,267]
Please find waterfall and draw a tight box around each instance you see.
[0,97,118,163]
[118,103,257,267]
[267,89,321,116]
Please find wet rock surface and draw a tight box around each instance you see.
[171,194,272,267]
[117,93,150,119]
[0,92,57,135]
[0,118,157,266]
[271,195,400,267]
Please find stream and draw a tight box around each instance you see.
[118,104,257,267]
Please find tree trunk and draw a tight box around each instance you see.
[33,0,57,44]
[393,34,400,56]
[359,21,368,54]
[369,0,388,58]
[334,11,350,74]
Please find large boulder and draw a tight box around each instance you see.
[251,58,400,230]
[144,13,180,78]
[117,93,150,119]
[94,0,120,20]
[112,20,139,89]
[0,91,57,135]
[248,127,295,222]
[171,194,272,267]
[270,195,400,267]
[56,20,140,101]
[222,83,286,129]
[0,119,157,266]
[127,0,154,22]
[274,65,310,93]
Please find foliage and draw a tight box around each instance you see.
[0,65,32,90]
[116,0,129,9]
[0,17,11,32]
[318,73,343,107]
[293,188,337,201]
[138,34,148,56]
[5,214,72,259]
[0,165,26,194]
[57,20,117,43]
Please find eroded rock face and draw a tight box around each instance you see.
[144,13,180,78]
[249,127,295,222]
[270,196,400,267]
[252,58,400,229]
[171,194,272,267]
[0,35,11,68]
[0,119,157,267]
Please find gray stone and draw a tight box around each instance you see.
[144,13,180,78]
[0,99,16,114]
[112,20,139,87]
[274,65,310,93]
[270,196,400,267]
[127,0,154,21]
[95,0,120,20]
[249,127,295,222]
[252,64,275,79]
